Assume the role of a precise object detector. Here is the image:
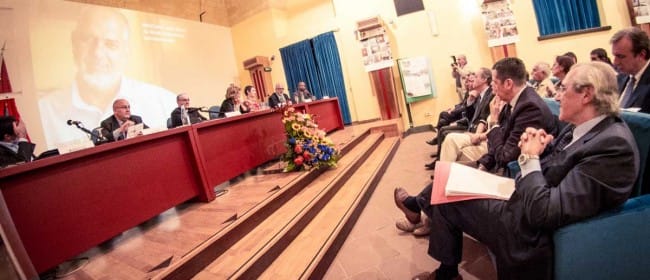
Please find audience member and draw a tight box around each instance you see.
[100,99,149,142]
[169,93,206,128]
[292,81,313,103]
[452,54,472,101]
[552,55,575,91]
[220,86,248,117]
[38,7,175,148]
[242,85,261,112]
[426,72,477,145]
[425,68,493,171]
[611,27,650,113]
[410,61,638,280]
[528,62,555,97]
[590,48,613,65]
[268,83,292,109]
[396,57,558,235]
[563,51,578,63]
[0,116,35,168]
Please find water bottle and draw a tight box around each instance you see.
[181,105,190,125]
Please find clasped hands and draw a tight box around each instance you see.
[518,127,554,156]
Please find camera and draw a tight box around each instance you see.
[450,55,458,67]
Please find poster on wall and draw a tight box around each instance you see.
[633,0,650,24]
[397,56,435,104]
[361,32,394,72]
[481,0,519,47]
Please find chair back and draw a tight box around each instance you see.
[209,105,221,119]
[166,118,173,129]
[620,111,650,197]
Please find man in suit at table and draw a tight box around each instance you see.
[170,93,206,128]
[611,27,650,113]
[268,83,292,109]
[410,62,639,280]
[292,81,313,104]
[0,116,35,168]
[100,99,149,142]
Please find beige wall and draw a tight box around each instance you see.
[1,0,636,152]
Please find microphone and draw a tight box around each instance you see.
[67,120,82,126]
[187,107,204,113]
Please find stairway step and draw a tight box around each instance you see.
[242,137,400,279]
[155,132,386,279]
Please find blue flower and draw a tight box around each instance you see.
[289,138,296,145]
[322,154,330,161]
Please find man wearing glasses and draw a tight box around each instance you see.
[100,99,148,142]
[268,83,292,109]
[169,93,206,128]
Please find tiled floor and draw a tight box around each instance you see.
[324,131,497,280]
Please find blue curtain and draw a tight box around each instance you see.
[279,40,322,102]
[533,0,601,36]
[311,32,352,124]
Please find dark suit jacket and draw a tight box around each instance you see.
[170,107,206,128]
[291,90,313,103]
[218,98,248,118]
[268,93,291,109]
[478,87,558,170]
[499,116,637,278]
[100,115,148,142]
[468,87,494,133]
[0,141,35,168]
[618,70,650,113]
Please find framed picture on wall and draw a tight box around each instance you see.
[628,0,650,24]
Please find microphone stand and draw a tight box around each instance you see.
[71,123,108,145]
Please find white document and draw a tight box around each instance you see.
[445,162,515,200]
[126,123,144,139]
[224,111,241,118]
[56,138,94,154]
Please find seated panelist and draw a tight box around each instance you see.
[100,99,149,142]
[0,116,35,168]
[219,86,248,117]
[170,93,206,128]
[268,83,292,109]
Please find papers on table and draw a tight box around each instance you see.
[126,123,144,139]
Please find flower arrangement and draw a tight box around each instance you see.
[280,106,339,172]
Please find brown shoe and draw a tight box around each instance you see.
[394,187,421,224]
[412,216,431,236]
[396,218,422,232]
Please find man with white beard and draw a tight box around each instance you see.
[38,7,175,148]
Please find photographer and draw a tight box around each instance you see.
[451,54,470,101]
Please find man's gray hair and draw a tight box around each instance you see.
[568,62,619,115]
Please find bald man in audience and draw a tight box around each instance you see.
[100,99,149,142]
[611,27,650,113]
[412,61,638,280]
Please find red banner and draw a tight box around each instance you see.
[0,57,12,94]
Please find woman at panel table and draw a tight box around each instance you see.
[241,85,261,112]
[219,86,249,118]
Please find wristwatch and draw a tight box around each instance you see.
[518,154,539,165]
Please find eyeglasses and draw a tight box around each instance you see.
[556,84,567,93]
[115,105,130,109]
[178,98,190,102]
